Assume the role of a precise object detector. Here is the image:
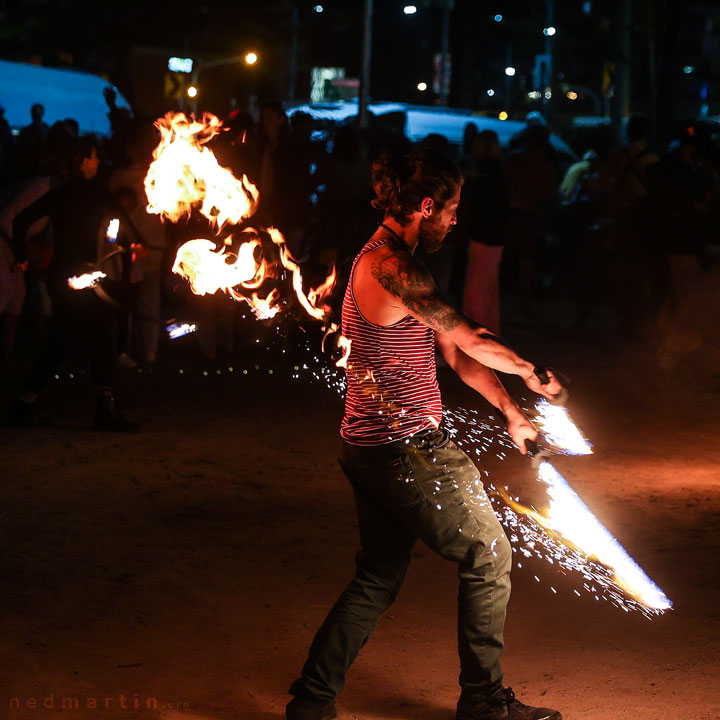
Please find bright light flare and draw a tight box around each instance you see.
[534,399,593,456]
[505,462,672,612]
[68,271,106,290]
[167,322,197,339]
[245,52,258,65]
[105,218,119,242]
[145,112,258,229]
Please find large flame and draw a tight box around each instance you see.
[145,113,258,228]
[499,461,672,612]
[146,113,336,324]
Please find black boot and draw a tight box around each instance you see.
[93,394,140,432]
[5,396,53,428]
[457,687,561,720]
[286,697,337,720]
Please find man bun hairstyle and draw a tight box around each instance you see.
[371,147,462,225]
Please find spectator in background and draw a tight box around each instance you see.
[458,130,507,333]
[7,135,141,431]
[459,122,479,173]
[316,125,373,269]
[504,124,557,317]
[597,114,659,340]
[108,122,167,366]
[257,100,312,259]
[597,114,658,217]
[17,103,49,177]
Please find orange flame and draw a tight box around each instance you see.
[145,112,258,229]
[147,113,337,325]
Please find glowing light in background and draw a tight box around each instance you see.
[68,271,106,290]
[187,85,198,98]
[505,66,516,77]
[403,5,417,14]
[487,88,495,97]
[543,26,557,36]
[245,52,258,65]
[498,111,509,120]
[105,218,119,243]
[417,81,428,92]
[166,322,197,339]
[494,14,503,22]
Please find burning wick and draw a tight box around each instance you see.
[166,322,197,339]
[533,398,593,456]
[68,271,107,290]
[105,218,120,243]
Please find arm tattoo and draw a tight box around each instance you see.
[370,250,462,333]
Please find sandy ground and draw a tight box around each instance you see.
[1,319,720,720]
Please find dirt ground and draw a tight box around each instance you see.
[1,318,719,720]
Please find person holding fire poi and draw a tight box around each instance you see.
[6,135,144,431]
[287,149,564,720]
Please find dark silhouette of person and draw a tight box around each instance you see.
[17,103,49,177]
[8,135,141,431]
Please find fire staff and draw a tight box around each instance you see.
[287,149,564,720]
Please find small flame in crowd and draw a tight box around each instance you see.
[499,462,672,612]
[68,271,107,290]
[533,399,593,456]
[145,113,258,228]
[166,322,197,339]
[105,218,120,243]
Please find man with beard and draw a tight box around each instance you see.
[287,149,563,720]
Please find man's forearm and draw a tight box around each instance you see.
[451,349,525,419]
[450,326,535,380]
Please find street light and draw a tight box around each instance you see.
[498,110,508,120]
[187,85,198,98]
[505,66,516,77]
[417,81,428,91]
[543,26,556,36]
[245,52,258,65]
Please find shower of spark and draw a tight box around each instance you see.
[284,354,671,616]
[145,113,669,616]
[500,461,672,613]
[68,271,106,290]
[533,398,593,456]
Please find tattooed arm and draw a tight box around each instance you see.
[369,246,561,397]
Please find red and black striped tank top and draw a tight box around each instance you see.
[340,236,443,446]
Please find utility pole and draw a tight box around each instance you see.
[612,0,632,142]
[542,0,554,117]
[289,4,299,103]
[359,0,373,128]
[439,0,451,105]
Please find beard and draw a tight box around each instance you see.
[418,213,449,254]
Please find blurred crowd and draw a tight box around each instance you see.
[1,92,720,430]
